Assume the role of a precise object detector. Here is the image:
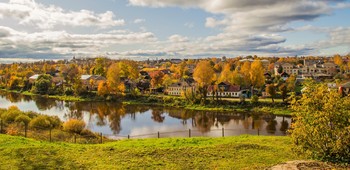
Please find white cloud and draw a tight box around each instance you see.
[0,0,125,29]
[168,34,189,43]
[0,26,156,57]
[184,22,194,28]
[134,18,146,24]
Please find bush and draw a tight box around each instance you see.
[290,82,350,163]
[250,95,259,105]
[15,115,31,125]
[63,119,86,134]
[29,115,62,130]
[1,109,21,124]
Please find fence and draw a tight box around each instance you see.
[105,128,288,140]
[0,119,288,144]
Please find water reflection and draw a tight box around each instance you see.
[0,91,291,137]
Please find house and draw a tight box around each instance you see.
[339,82,350,96]
[207,82,242,98]
[29,74,64,85]
[167,80,195,96]
[29,74,40,83]
[280,72,290,81]
[80,75,106,90]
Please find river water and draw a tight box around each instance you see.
[0,91,290,138]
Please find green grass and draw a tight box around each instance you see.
[0,134,305,169]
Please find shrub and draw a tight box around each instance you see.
[1,109,21,123]
[15,115,31,125]
[250,95,259,105]
[290,82,350,163]
[29,115,62,130]
[63,119,86,134]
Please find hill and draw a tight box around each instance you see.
[0,134,303,169]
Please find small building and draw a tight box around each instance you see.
[167,81,195,96]
[207,82,242,98]
[339,82,350,96]
[29,74,63,85]
[81,75,106,91]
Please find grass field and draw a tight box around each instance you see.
[0,134,305,169]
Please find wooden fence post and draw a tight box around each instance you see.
[222,128,224,137]
[189,129,191,138]
[24,124,27,138]
[49,129,52,142]
[157,131,160,138]
[128,135,130,139]
[0,119,3,133]
[100,133,103,144]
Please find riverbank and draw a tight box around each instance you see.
[0,134,304,169]
[1,89,292,116]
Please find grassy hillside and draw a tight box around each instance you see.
[0,134,304,169]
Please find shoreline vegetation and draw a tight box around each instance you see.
[0,89,292,116]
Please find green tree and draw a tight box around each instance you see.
[266,84,276,103]
[290,82,350,162]
[92,57,107,76]
[279,83,288,102]
[32,74,52,95]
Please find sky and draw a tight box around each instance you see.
[0,0,350,63]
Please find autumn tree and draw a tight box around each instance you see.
[91,57,107,76]
[266,84,276,103]
[193,60,215,104]
[162,74,173,88]
[240,61,251,87]
[250,60,265,95]
[286,74,296,92]
[290,82,350,162]
[218,63,231,83]
[150,71,164,88]
[279,83,288,102]
[97,82,109,97]
[107,63,122,94]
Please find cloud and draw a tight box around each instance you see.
[184,22,194,28]
[128,0,342,34]
[0,26,156,58]
[134,18,146,24]
[168,34,189,43]
[0,0,125,29]
[127,0,349,57]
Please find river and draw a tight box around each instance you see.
[0,91,291,138]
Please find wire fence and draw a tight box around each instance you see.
[104,128,288,140]
[0,119,288,144]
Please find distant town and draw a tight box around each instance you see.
[0,55,349,102]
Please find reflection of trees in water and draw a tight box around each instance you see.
[167,108,194,125]
[107,104,125,134]
[5,92,22,103]
[193,112,215,133]
[23,95,32,102]
[266,120,277,134]
[280,116,289,132]
[151,109,165,123]
[33,96,58,111]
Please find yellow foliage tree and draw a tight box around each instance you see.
[193,60,215,104]
[250,60,265,95]
[240,61,251,87]
[106,63,121,94]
